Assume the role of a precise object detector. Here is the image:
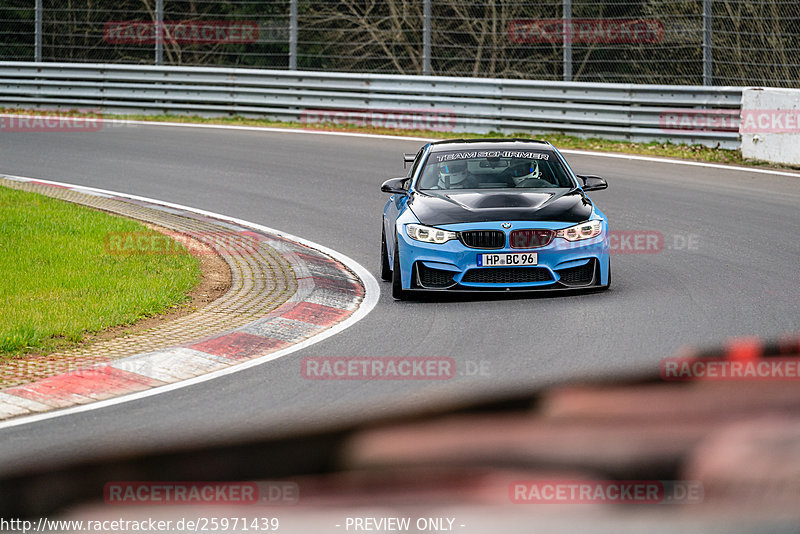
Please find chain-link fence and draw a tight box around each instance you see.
[1,1,798,86]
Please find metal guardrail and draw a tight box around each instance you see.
[0,62,742,148]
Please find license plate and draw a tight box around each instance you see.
[477,252,538,267]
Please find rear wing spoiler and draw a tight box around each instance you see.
[403,153,416,168]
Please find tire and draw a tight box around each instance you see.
[380,225,392,282]
[392,240,408,300]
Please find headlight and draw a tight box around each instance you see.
[555,220,602,241]
[406,224,457,244]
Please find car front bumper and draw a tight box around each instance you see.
[396,220,610,291]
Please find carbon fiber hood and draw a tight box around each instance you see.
[408,189,593,225]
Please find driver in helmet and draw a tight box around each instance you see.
[437,161,476,189]
[510,161,546,187]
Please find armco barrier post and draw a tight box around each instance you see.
[563,0,572,82]
[289,0,297,70]
[35,0,42,62]
[155,0,163,65]
[702,0,712,86]
[423,0,431,75]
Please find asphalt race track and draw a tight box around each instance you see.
[1,123,798,475]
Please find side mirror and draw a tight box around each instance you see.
[576,174,608,192]
[381,177,408,195]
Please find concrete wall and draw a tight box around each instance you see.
[741,88,800,165]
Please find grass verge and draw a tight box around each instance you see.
[0,185,200,358]
[4,107,799,171]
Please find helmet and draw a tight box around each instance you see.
[437,161,468,188]
[512,162,541,186]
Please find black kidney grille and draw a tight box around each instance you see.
[510,229,555,249]
[460,230,505,249]
[462,267,552,284]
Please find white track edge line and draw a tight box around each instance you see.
[0,174,381,431]
[3,112,800,178]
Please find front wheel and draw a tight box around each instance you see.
[380,225,391,281]
[392,240,408,300]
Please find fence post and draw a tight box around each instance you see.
[423,0,431,75]
[155,0,163,65]
[34,0,42,61]
[289,0,298,70]
[702,0,712,85]
[563,0,572,82]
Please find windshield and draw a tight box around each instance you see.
[417,149,574,190]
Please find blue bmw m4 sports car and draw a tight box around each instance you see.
[380,139,610,299]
